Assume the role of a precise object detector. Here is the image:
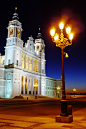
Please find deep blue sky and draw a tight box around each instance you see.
[0,0,86,91]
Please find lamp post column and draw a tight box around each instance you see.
[60,48,68,116]
[61,48,66,100]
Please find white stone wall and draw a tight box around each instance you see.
[5,69,13,98]
[0,68,5,98]
[45,77,62,98]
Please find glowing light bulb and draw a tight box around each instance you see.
[50,29,55,37]
[69,33,73,40]
[65,53,69,59]
[73,88,76,92]
[54,33,59,41]
[59,22,64,29]
[66,27,71,34]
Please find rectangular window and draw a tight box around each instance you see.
[36,60,38,72]
[33,59,35,71]
[17,60,18,66]
[26,55,28,69]
[29,57,32,71]
[22,54,25,68]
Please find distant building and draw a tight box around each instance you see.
[0,8,62,98]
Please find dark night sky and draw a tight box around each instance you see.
[0,0,86,91]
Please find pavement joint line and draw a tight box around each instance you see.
[62,125,73,128]
[0,118,44,124]
[0,123,26,129]
[0,117,45,129]
[25,123,45,129]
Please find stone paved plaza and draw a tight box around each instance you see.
[0,97,86,128]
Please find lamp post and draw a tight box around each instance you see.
[57,86,60,98]
[73,88,76,97]
[50,22,73,120]
[33,83,38,99]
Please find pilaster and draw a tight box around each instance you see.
[31,78,33,94]
[35,60,36,72]
[24,55,26,69]
[32,58,33,71]
[28,57,29,70]
[23,76,25,94]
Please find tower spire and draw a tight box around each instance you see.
[12,7,19,20]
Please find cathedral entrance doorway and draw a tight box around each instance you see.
[25,77,28,94]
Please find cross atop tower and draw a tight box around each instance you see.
[37,28,42,39]
[12,7,19,20]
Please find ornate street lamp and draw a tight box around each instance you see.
[73,88,76,97]
[50,22,73,121]
[57,86,60,98]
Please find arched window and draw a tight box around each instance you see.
[42,46,44,52]
[37,46,39,51]
[36,60,38,72]
[10,29,13,36]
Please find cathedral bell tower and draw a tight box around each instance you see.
[6,7,23,45]
[34,28,45,57]
[34,29,46,96]
[34,28,46,75]
[4,7,23,98]
[5,7,23,66]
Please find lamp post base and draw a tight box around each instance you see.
[60,99,68,116]
[55,115,73,123]
[55,99,73,123]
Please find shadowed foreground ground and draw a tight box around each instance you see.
[0,97,86,117]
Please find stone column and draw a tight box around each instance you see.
[27,77,29,94]
[28,57,29,70]
[35,60,36,72]
[20,51,22,67]
[31,78,33,95]
[8,28,10,38]
[38,78,41,95]
[20,75,22,94]
[32,58,33,71]
[29,77,32,94]
[39,60,40,73]
[14,27,16,37]
[38,79,39,95]
[44,61,45,74]
[24,55,26,69]
[38,60,39,73]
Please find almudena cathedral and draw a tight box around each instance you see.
[0,8,62,98]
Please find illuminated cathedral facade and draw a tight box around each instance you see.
[0,8,62,98]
